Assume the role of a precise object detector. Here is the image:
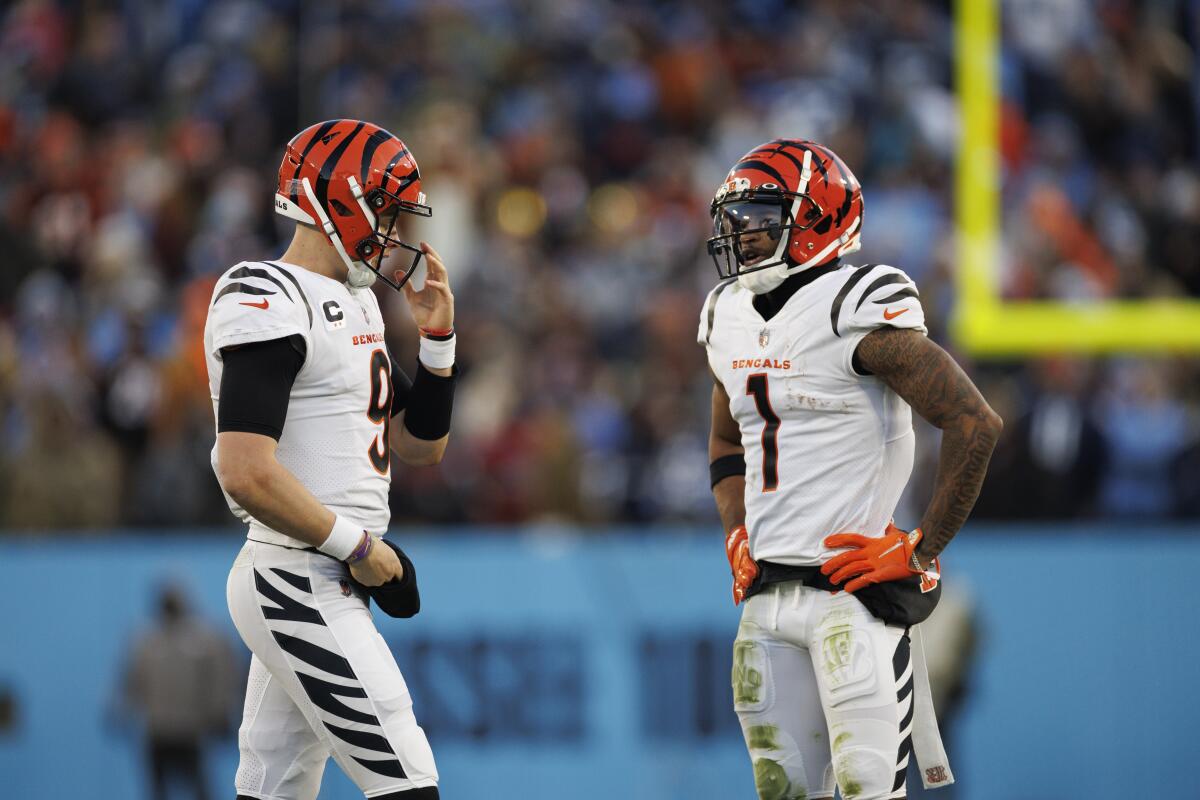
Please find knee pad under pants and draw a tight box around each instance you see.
[732,582,913,800]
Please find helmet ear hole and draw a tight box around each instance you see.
[330,199,355,217]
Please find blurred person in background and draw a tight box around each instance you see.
[1096,360,1191,517]
[974,358,1108,519]
[705,140,1002,799]
[1171,358,1200,515]
[1,387,122,528]
[208,120,454,800]
[120,582,239,800]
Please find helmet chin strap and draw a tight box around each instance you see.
[347,263,377,287]
[738,262,792,294]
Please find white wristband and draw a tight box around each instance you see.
[319,515,363,561]
[418,334,456,371]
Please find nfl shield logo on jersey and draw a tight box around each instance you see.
[758,328,770,348]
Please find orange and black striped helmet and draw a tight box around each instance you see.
[707,139,863,292]
[275,119,431,290]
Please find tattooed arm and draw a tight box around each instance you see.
[709,378,747,533]
[854,328,1003,567]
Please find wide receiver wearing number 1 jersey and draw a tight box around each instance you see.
[205,119,457,800]
[700,140,1003,800]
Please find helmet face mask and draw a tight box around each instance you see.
[707,189,824,281]
[351,185,432,291]
[274,120,432,291]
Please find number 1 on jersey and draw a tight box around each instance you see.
[746,373,780,492]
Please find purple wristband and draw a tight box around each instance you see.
[345,532,374,564]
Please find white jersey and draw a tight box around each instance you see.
[699,263,928,566]
[204,260,394,548]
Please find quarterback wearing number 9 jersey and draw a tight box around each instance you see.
[700,140,1003,800]
[204,119,457,800]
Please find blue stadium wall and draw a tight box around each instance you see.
[0,526,1197,800]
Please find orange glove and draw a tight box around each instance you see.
[820,522,940,594]
[725,524,759,605]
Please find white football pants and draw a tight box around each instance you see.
[733,581,914,800]
[227,540,438,799]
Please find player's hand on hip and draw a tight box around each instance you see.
[725,524,759,606]
[819,521,933,593]
[349,539,405,587]
[400,241,454,332]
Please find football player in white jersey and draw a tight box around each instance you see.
[204,119,457,800]
[700,140,1003,800]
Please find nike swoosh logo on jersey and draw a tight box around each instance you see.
[883,307,908,320]
[240,298,270,310]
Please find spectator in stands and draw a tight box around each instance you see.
[976,359,1109,519]
[1096,360,1191,517]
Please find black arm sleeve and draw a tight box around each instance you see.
[217,335,306,440]
[390,354,412,417]
[402,362,457,441]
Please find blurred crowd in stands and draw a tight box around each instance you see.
[0,0,1197,530]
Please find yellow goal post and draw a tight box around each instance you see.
[954,0,1200,355]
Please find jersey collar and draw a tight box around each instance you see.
[751,259,842,322]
